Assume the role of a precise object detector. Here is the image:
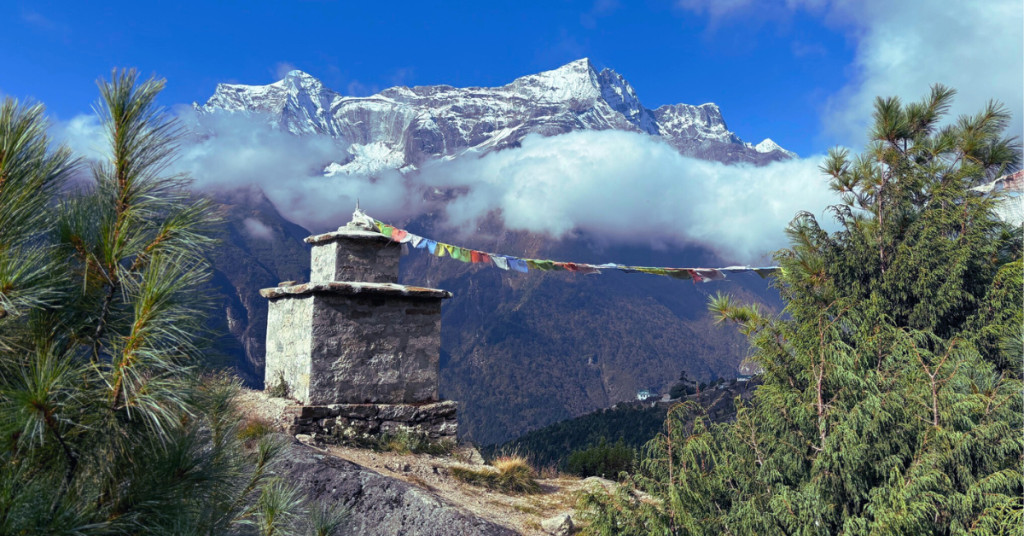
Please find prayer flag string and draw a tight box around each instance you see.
[369,215,779,283]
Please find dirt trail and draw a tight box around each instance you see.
[236,389,613,535]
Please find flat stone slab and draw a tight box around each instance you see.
[260,281,453,300]
[305,229,392,244]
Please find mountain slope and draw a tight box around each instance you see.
[197,60,790,444]
[208,187,312,382]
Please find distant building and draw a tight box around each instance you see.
[737,359,764,377]
[636,389,655,401]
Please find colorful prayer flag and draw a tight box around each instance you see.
[366,215,777,283]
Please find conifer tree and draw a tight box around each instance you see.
[0,71,342,535]
[578,87,1022,535]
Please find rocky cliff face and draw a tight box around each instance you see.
[199,60,789,444]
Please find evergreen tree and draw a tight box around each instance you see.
[567,437,635,479]
[578,87,1022,535]
[0,71,342,535]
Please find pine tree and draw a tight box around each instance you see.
[577,87,1023,535]
[0,71,343,535]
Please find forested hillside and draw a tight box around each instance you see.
[579,87,1024,535]
[487,379,759,471]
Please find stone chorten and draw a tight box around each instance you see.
[260,208,456,443]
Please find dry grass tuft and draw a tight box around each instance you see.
[237,418,274,444]
[451,455,541,494]
[406,475,436,491]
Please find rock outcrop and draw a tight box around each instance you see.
[274,436,518,536]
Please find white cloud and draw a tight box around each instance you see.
[53,110,836,264]
[809,0,1023,146]
[678,0,1024,145]
[52,109,417,233]
[242,218,274,240]
[419,130,837,264]
[52,113,105,160]
[273,62,297,80]
[175,109,414,232]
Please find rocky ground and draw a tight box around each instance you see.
[237,389,610,535]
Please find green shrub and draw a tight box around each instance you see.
[267,370,289,398]
[238,418,275,443]
[578,86,1024,535]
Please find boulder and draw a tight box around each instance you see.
[272,436,518,536]
[540,513,575,535]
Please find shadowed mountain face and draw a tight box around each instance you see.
[200,59,789,444]
[208,187,311,384]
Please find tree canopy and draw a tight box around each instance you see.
[0,71,342,535]
[578,86,1023,535]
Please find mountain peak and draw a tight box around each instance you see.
[280,70,327,93]
[502,58,601,104]
[556,57,594,71]
[197,60,793,168]
[753,138,796,157]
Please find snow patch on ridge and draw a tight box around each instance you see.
[753,138,796,158]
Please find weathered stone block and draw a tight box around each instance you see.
[306,229,399,284]
[332,404,379,419]
[263,285,451,405]
[285,403,458,445]
[377,404,419,422]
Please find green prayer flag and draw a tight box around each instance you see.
[527,259,558,271]
[666,269,692,280]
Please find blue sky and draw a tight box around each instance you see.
[3,0,1021,261]
[6,0,857,156]
[4,1,1021,156]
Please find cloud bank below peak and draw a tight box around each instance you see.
[419,130,835,263]
[53,109,837,265]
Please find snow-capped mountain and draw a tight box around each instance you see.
[195,58,794,176]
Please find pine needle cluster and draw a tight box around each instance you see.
[578,87,1023,535]
[0,70,343,535]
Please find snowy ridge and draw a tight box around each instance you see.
[751,138,796,158]
[194,59,794,175]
